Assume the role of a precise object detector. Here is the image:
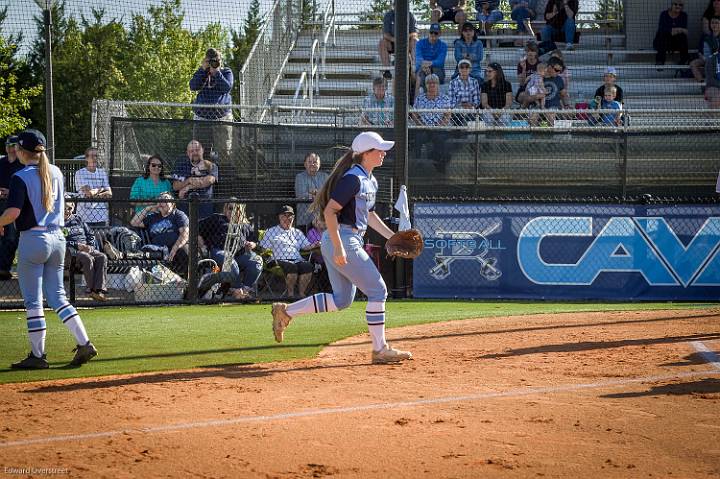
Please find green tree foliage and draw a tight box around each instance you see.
[595,0,623,30]
[227,0,264,76]
[121,0,227,103]
[0,32,42,137]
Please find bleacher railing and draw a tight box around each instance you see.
[238,0,304,121]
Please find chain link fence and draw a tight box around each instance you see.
[94,101,720,199]
[0,198,363,309]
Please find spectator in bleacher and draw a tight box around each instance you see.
[379,9,419,80]
[525,62,548,108]
[453,22,484,82]
[549,49,572,96]
[63,199,108,302]
[412,74,452,172]
[75,147,112,227]
[692,7,720,82]
[413,74,452,126]
[130,192,189,277]
[198,200,263,300]
[589,86,623,126]
[189,48,233,164]
[259,205,319,300]
[361,77,395,126]
[295,152,330,232]
[594,67,624,104]
[481,62,513,125]
[476,1,504,38]
[703,16,720,108]
[0,135,22,281]
[703,0,720,35]
[129,155,174,214]
[431,0,467,34]
[542,0,578,51]
[172,139,218,219]
[416,23,448,86]
[653,0,689,66]
[449,59,481,116]
[516,42,540,106]
[510,0,539,41]
[529,57,569,125]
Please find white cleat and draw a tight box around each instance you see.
[371,344,413,364]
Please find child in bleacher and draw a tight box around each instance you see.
[589,85,622,126]
[526,62,547,108]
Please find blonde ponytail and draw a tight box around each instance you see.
[37,152,55,212]
[310,148,360,216]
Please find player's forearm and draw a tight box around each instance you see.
[0,207,20,227]
[368,212,394,239]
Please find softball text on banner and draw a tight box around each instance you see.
[414,203,720,300]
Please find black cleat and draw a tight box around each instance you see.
[11,352,49,369]
[70,341,97,366]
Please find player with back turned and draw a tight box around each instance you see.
[0,130,97,369]
[270,131,413,364]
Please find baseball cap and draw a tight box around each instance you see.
[5,135,18,147]
[429,23,441,33]
[17,129,47,153]
[278,205,294,215]
[351,131,395,154]
[605,67,617,76]
[461,22,475,32]
[458,59,472,68]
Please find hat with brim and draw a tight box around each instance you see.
[458,59,472,68]
[351,131,395,154]
[5,135,18,147]
[17,129,46,153]
[278,205,295,215]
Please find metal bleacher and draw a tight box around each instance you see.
[268,14,706,115]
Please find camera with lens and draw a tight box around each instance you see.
[204,48,222,70]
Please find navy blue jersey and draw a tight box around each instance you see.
[7,164,64,232]
[0,156,24,189]
[330,164,377,232]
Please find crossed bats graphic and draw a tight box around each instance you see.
[429,223,503,281]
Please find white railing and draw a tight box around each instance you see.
[238,0,303,121]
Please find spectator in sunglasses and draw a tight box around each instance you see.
[130,155,174,213]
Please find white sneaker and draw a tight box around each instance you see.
[371,344,413,364]
[565,43,574,51]
[271,302,292,343]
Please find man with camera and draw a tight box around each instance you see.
[189,48,234,166]
[541,0,578,51]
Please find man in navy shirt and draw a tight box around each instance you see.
[0,135,23,280]
[172,140,218,219]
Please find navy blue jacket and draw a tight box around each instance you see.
[189,67,234,119]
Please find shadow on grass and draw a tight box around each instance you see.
[601,378,720,398]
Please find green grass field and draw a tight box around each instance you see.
[0,301,715,384]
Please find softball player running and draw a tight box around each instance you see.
[271,131,412,364]
[0,130,97,369]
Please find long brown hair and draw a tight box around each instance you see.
[310,148,362,216]
[19,147,54,212]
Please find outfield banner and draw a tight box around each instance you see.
[413,203,720,300]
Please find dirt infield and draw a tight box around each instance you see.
[0,308,719,478]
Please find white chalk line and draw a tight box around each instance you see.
[1,368,718,449]
[691,341,720,371]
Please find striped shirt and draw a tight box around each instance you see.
[75,167,110,224]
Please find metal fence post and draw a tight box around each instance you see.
[186,197,199,302]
